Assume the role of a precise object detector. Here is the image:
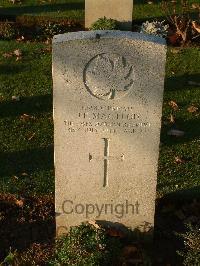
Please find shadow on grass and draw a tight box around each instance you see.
[0,145,53,176]
[0,94,52,118]
[165,73,200,92]
[0,95,53,178]
[159,186,200,201]
[161,116,200,146]
[0,63,28,75]
[134,0,162,4]
[0,2,84,18]
[154,186,200,265]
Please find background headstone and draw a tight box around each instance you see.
[85,0,133,30]
[53,31,166,236]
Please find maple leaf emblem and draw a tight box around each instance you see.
[84,53,135,100]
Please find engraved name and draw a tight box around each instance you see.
[78,112,140,120]
[64,105,151,135]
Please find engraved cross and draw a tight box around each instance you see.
[89,138,124,187]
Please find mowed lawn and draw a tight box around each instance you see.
[0,0,85,20]
[0,40,200,198]
[0,0,199,21]
[0,41,53,195]
[159,47,200,196]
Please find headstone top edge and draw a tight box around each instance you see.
[53,31,166,46]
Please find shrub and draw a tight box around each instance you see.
[90,16,118,30]
[1,249,17,265]
[48,223,122,265]
[41,22,65,38]
[0,22,16,40]
[16,15,83,29]
[16,16,83,40]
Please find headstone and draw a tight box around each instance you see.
[85,0,133,30]
[53,31,166,236]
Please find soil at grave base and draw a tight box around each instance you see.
[0,193,55,264]
[0,193,199,265]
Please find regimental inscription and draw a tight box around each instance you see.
[83,53,135,100]
[64,105,151,135]
[89,138,124,187]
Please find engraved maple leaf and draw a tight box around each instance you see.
[86,54,134,100]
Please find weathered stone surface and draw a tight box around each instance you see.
[85,0,133,30]
[53,31,166,236]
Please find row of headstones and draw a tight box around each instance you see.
[53,0,167,237]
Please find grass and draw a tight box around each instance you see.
[0,40,54,195]
[0,0,199,21]
[158,46,200,196]
[133,0,200,21]
[0,0,85,20]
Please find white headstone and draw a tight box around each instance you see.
[85,0,133,30]
[53,31,166,236]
